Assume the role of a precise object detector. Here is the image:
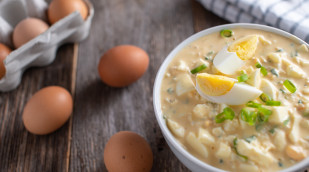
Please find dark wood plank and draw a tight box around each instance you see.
[191,0,229,32]
[70,0,195,171]
[0,44,76,172]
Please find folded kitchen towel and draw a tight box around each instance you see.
[197,0,309,43]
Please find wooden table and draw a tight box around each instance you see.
[0,0,227,171]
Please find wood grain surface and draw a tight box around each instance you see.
[0,44,76,172]
[0,0,228,171]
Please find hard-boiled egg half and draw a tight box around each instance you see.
[213,35,259,75]
[196,73,262,105]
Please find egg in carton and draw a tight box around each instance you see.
[0,0,94,92]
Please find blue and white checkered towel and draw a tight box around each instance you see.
[197,0,309,43]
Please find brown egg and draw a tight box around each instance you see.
[98,45,149,87]
[13,18,49,48]
[0,43,11,79]
[22,86,73,135]
[104,131,153,172]
[48,0,88,24]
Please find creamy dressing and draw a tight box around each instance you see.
[160,28,309,172]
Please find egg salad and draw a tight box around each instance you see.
[160,28,309,172]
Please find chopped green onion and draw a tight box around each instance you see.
[233,138,237,146]
[269,127,276,134]
[298,100,303,104]
[191,64,207,74]
[255,123,263,131]
[270,69,279,77]
[266,100,281,106]
[246,101,262,108]
[283,79,296,93]
[255,63,262,68]
[278,162,283,167]
[220,29,234,38]
[260,93,272,102]
[257,107,272,123]
[283,117,290,126]
[276,49,283,52]
[240,108,257,126]
[260,66,268,76]
[215,107,235,123]
[205,51,214,60]
[245,135,256,143]
[258,107,272,116]
[233,138,248,160]
[238,73,249,82]
[280,88,286,94]
[219,159,224,164]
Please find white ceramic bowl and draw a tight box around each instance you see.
[153,23,309,172]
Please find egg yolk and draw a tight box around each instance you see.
[228,35,258,60]
[196,73,235,96]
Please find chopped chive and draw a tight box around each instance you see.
[278,162,283,167]
[233,138,237,146]
[206,51,214,56]
[270,69,279,77]
[220,29,234,38]
[290,50,299,57]
[238,73,249,82]
[266,100,281,106]
[233,138,248,160]
[298,100,303,104]
[276,49,283,52]
[283,79,296,93]
[255,123,263,131]
[215,107,235,123]
[219,159,224,164]
[204,51,214,60]
[190,64,207,74]
[280,88,286,94]
[269,127,276,134]
[260,93,272,102]
[260,66,268,76]
[255,63,262,68]
[283,117,290,126]
[245,135,256,143]
[167,88,174,94]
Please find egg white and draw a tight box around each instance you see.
[196,82,262,105]
[213,46,244,75]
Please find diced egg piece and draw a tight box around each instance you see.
[196,73,262,105]
[213,46,245,75]
[237,139,274,166]
[167,119,185,138]
[246,68,261,88]
[286,63,306,78]
[260,79,278,99]
[268,106,290,125]
[213,35,259,75]
[297,44,309,52]
[176,74,195,96]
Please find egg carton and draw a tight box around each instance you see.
[0,0,94,92]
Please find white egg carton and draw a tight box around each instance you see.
[0,0,94,92]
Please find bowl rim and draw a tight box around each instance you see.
[153,23,309,172]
